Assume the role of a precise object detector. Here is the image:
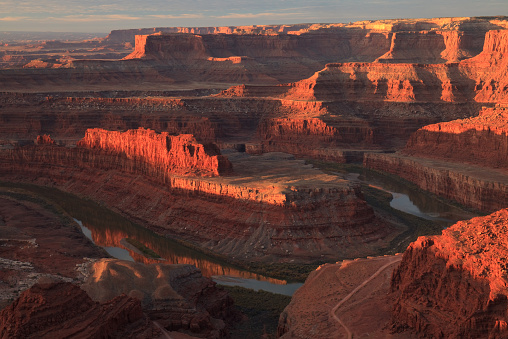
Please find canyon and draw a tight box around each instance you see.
[0,129,395,263]
[0,188,237,338]
[1,15,508,338]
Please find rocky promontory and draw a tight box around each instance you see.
[391,209,508,338]
[0,130,396,262]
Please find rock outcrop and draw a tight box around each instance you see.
[0,133,395,262]
[82,259,235,338]
[77,128,232,177]
[364,105,508,212]
[277,256,403,339]
[404,105,508,168]
[258,29,506,104]
[0,193,106,309]
[391,209,508,338]
[363,153,508,213]
[0,282,158,338]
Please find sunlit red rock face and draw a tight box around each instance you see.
[2,18,505,89]
[360,32,508,211]
[404,106,508,168]
[0,282,158,339]
[276,30,508,104]
[364,105,508,212]
[391,209,508,338]
[77,128,232,177]
[0,130,394,262]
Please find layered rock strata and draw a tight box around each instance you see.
[0,131,395,262]
[81,218,287,284]
[364,153,508,213]
[77,128,232,177]
[2,18,506,90]
[391,209,508,338]
[405,105,508,168]
[364,104,508,212]
[279,30,508,104]
[0,282,158,338]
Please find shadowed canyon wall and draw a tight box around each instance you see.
[0,282,158,338]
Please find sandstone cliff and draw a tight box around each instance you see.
[391,209,508,338]
[0,282,158,338]
[364,153,508,213]
[77,128,232,177]
[274,29,508,104]
[0,135,396,262]
[404,105,508,168]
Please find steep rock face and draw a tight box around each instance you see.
[124,31,381,62]
[105,24,320,44]
[404,105,508,168]
[376,30,484,63]
[0,141,394,262]
[364,153,508,212]
[282,62,471,103]
[77,128,232,177]
[280,30,508,104]
[255,117,375,159]
[0,282,157,339]
[463,30,508,103]
[82,259,235,338]
[391,209,508,338]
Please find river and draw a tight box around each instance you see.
[345,169,476,225]
[4,166,475,296]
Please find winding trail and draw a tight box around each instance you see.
[331,256,402,339]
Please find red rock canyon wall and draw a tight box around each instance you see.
[391,209,508,338]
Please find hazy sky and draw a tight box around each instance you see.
[1,0,506,33]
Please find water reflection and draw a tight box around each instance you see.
[50,190,302,295]
[76,219,134,262]
[346,170,477,224]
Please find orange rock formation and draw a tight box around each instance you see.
[391,209,508,338]
[0,132,394,262]
[405,106,508,168]
[77,128,232,177]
